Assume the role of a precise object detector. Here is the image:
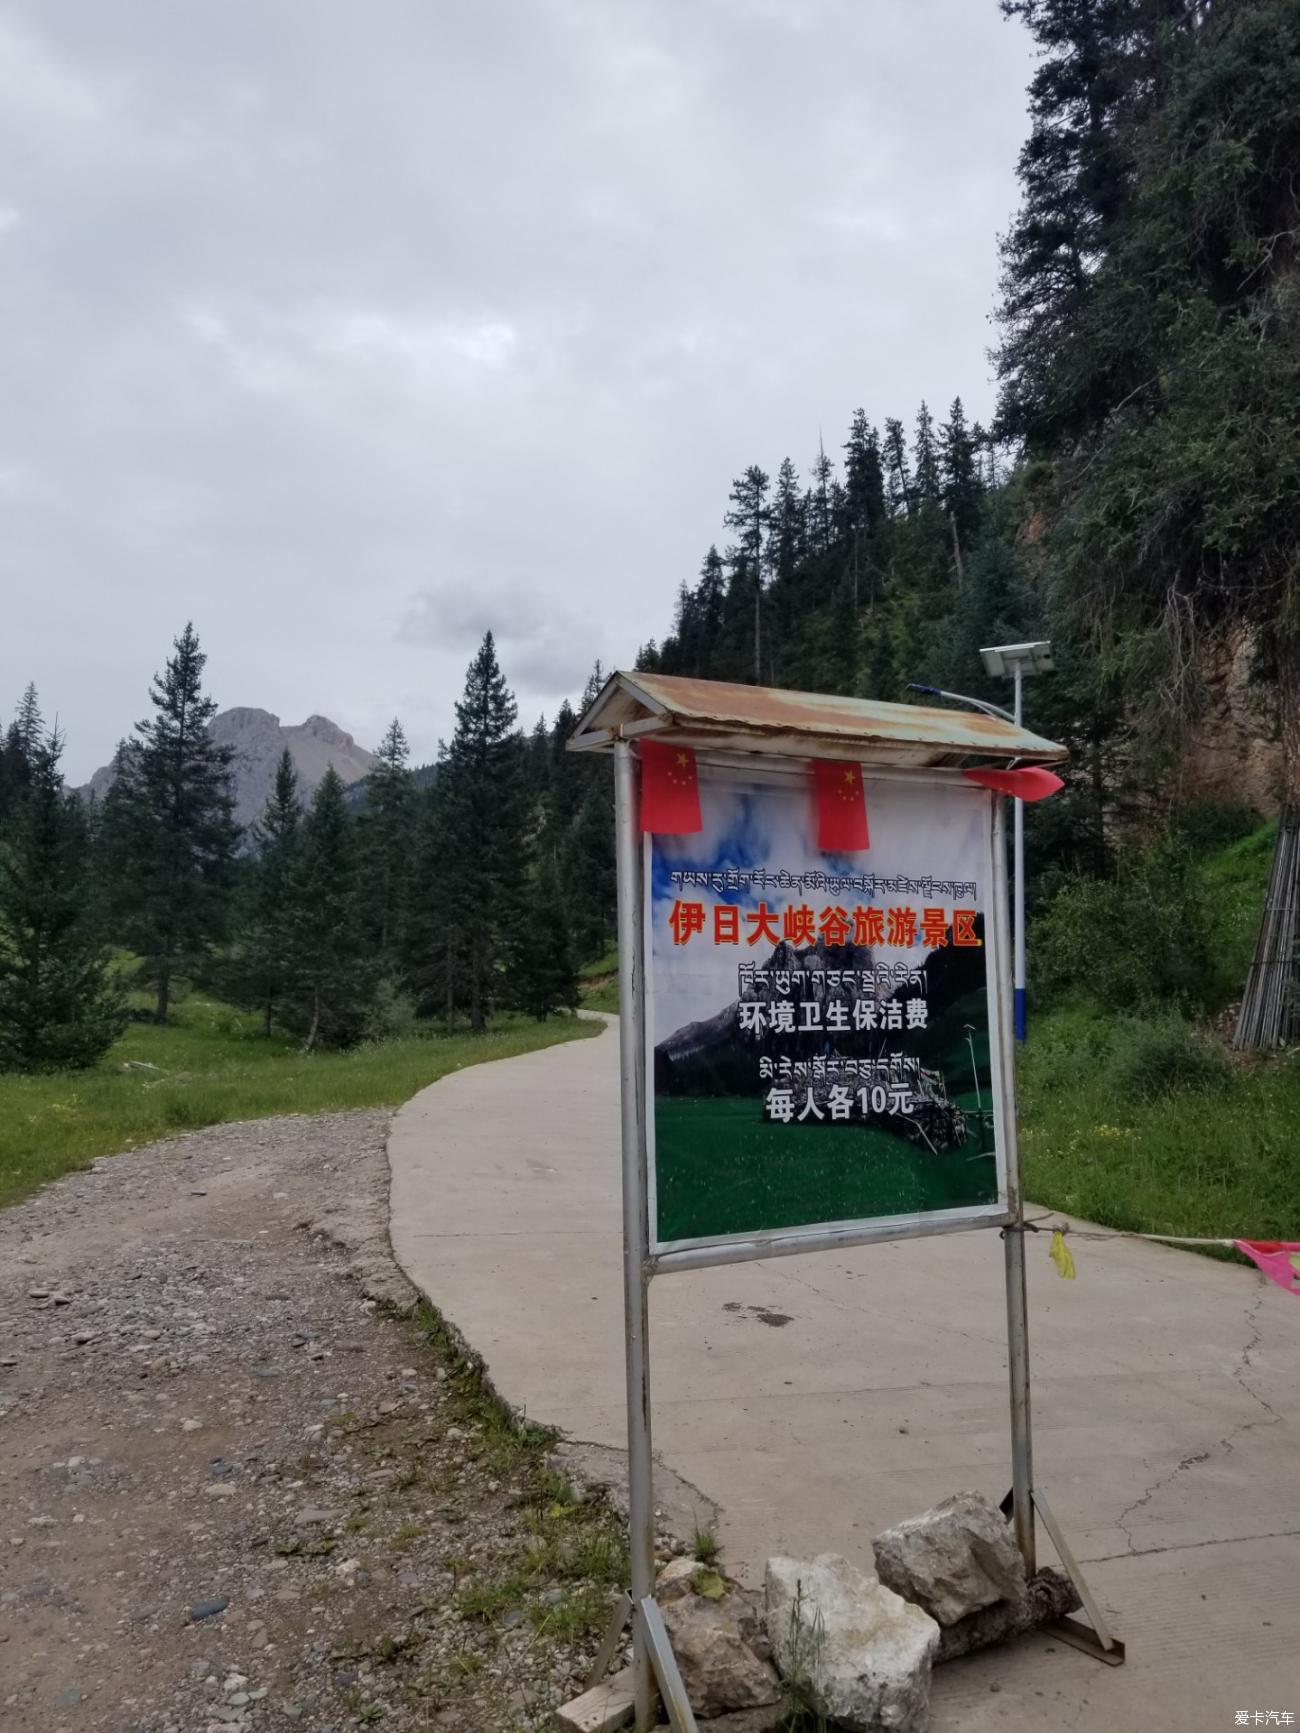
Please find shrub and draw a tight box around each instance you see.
[1032,840,1217,1013]
[360,978,421,1044]
[1171,799,1258,851]
[1107,1013,1232,1104]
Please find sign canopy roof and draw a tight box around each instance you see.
[570,671,1067,769]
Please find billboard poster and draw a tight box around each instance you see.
[646,764,1007,1255]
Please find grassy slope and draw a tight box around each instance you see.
[1021,821,1300,1240]
[0,996,600,1210]
[579,946,620,1015]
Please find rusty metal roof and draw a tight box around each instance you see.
[569,671,1067,767]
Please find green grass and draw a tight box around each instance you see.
[1020,1002,1300,1240]
[0,994,600,1209]
[579,946,620,1015]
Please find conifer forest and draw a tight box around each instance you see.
[4,0,1300,1089]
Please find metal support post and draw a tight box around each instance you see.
[613,739,657,1730]
[1013,662,1027,1041]
[993,796,1035,1572]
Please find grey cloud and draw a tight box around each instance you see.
[0,2,1035,780]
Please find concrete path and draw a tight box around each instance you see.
[389,1018,1300,1730]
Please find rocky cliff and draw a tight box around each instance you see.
[83,708,377,834]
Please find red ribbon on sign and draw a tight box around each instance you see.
[964,766,1065,802]
[639,739,703,834]
[812,758,870,852]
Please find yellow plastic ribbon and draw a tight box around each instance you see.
[1049,1229,1076,1281]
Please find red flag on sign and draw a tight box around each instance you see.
[639,739,702,834]
[964,766,1065,803]
[1235,1241,1300,1298]
[812,759,869,852]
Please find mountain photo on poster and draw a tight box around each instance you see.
[648,772,1002,1250]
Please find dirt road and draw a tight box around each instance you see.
[0,1112,624,1733]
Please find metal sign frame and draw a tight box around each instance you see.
[605,735,1120,1731]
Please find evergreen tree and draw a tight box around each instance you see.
[768,457,806,587]
[912,401,941,502]
[100,624,239,1022]
[995,0,1193,446]
[402,756,468,1029]
[282,766,374,1048]
[882,419,912,516]
[842,410,886,539]
[220,750,302,1035]
[436,633,530,1030]
[0,685,44,823]
[0,729,126,1071]
[808,442,835,553]
[359,718,415,965]
[514,854,580,1019]
[723,465,771,680]
[940,397,982,542]
[695,547,726,667]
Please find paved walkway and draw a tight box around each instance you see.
[389,1018,1300,1730]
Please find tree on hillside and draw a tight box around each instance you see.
[359,718,416,966]
[724,465,772,681]
[434,633,529,1031]
[912,402,941,503]
[0,685,45,823]
[514,853,580,1019]
[940,398,982,553]
[100,624,239,1022]
[220,749,303,1035]
[995,0,1195,447]
[0,729,126,1071]
[882,419,911,517]
[402,757,469,1030]
[282,766,374,1048]
[768,457,806,588]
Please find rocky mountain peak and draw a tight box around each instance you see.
[81,707,378,836]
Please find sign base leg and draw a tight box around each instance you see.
[1002,1486,1125,1666]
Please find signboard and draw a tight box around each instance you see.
[645,760,1007,1255]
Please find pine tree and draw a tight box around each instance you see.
[694,548,726,671]
[401,758,463,1028]
[220,750,302,1035]
[723,465,771,681]
[282,767,374,1048]
[514,854,580,1019]
[768,457,805,587]
[842,410,886,539]
[0,729,127,1071]
[808,441,835,554]
[912,402,941,502]
[940,397,981,540]
[437,633,529,1031]
[995,0,1192,445]
[359,718,415,966]
[0,685,45,822]
[882,419,912,517]
[100,624,239,1022]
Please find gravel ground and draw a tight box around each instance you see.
[0,1111,634,1733]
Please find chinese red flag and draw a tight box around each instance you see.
[639,739,702,834]
[812,758,869,852]
[964,766,1064,802]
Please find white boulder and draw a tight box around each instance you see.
[872,1491,1026,1627]
[765,1552,939,1733]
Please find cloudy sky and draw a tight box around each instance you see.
[0,2,1035,781]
